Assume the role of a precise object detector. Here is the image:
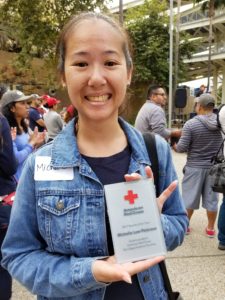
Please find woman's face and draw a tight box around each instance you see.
[11,101,29,119]
[62,19,132,123]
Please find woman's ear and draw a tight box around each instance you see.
[10,105,16,113]
[127,65,133,86]
[61,74,66,88]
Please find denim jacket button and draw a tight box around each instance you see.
[56,200,64,211]
[143,275,150,283]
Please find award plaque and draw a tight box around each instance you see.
[104,178,166,263]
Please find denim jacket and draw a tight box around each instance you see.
[2,118,188,300]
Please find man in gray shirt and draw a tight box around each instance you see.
[134,85,181,140]
[173,94,222,237]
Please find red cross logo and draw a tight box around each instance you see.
[124,190,138,205]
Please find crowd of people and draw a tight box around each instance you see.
[0,89,76,299]
[0,11,224,300]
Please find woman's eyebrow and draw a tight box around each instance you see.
[71,49,120,57]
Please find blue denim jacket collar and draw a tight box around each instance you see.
[50,117,151,171]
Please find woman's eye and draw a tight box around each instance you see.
[105,61,117,67]
[74,62,88,67]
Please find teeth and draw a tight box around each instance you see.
[87,95,108,102]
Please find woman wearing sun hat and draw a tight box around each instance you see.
[1,90,46,181]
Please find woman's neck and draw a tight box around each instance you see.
[15,117,24,133]
[76,118,127,157]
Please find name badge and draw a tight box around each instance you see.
[34,156,74,181]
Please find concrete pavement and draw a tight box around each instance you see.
[11,151,225,299]
[167,151,225,300]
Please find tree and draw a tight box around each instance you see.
[125,0,196,86]
[193,0,225,92]
[0,0,108,69]
[121,0,196,123]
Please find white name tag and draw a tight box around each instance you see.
[34,156,74,181]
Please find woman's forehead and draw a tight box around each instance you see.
[66,18,123,43]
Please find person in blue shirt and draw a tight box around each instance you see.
[2,12,188,300]
[29,94,46,132]
[1,90,46,181]
[0,113,17,300]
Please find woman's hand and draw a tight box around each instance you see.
[92,166,177,284]
[92,255,164,284]
[29,127,46,148]
[10,127,17,141]
[124,166,178,212]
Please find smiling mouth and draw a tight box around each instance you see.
[85,95,111,102]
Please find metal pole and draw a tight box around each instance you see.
[168,0,173,129]
[119,0,123,25]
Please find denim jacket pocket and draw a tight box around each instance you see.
[37,190,80,253]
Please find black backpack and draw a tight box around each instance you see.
[208,105,225,193]
[216,104,225,134]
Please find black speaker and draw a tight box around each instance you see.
[175,88,187,108]
[49,88,56,96]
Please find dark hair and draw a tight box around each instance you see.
[2,104,28,135]
[146,85,164,99]
[43,103,52,109]
[0,113,3,148]
[56,12,133,75]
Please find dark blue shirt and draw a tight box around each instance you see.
[29,107,45,132]
[83,145,144,300]
[0,115,17,196]
[0,115,17,229]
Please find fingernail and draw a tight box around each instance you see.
[123,275,132,284]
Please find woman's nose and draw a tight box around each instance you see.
[88,65,107,87]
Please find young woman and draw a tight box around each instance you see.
[0,113,17,300]
[2,13,188,300]
[1,90,46,181]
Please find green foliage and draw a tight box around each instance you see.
[0,0,108,70]
[125,0,197,86]
[194,0,225,12]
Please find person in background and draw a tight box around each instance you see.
[134,85,181,140]
[2,12,188,300]
[0,90,17,300]
[173,94,222,237]
[1,90,46,181]
[29,94,46,132]
[63,104,76,124]
[43,96,63,142]
[217,105,225,250]
[195,84,206,97]
[0,84,8,110]
[31,94,48,115]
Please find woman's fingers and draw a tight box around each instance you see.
[10,127,17,140]
[144,166,154,179]
[124,166,153,182]
[92,255,165,284]
[157,180,178,212]
[122,256,165,276]
[92,258,131,284]
[124,173,142,182]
